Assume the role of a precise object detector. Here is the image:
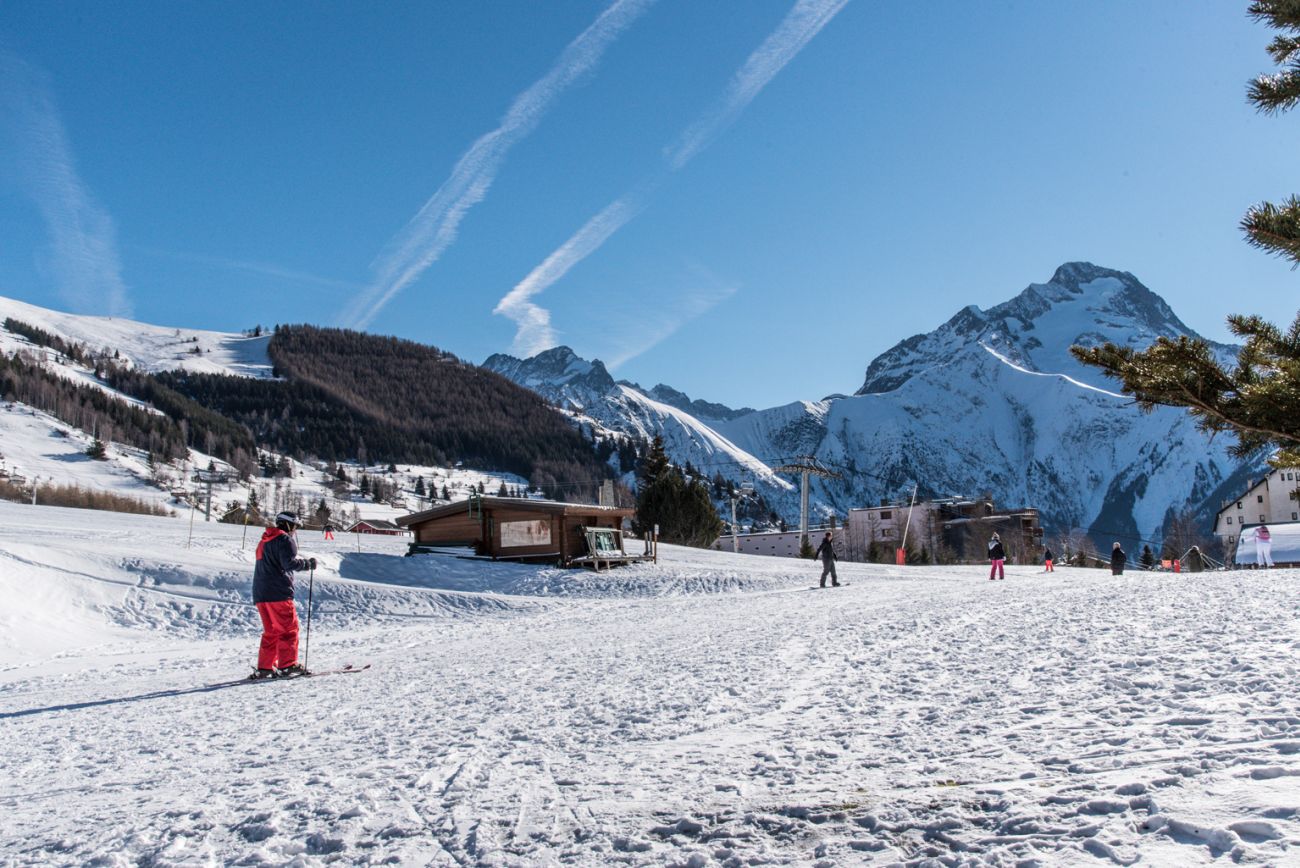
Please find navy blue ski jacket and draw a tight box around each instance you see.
[253,528,310,603]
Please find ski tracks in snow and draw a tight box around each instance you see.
[2,564,1300,865]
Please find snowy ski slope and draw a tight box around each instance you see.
[1,501,1298,865]
[0,295,273,379]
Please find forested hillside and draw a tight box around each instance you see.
[146,325,612,496]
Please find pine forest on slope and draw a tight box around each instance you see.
[0,318,616,500]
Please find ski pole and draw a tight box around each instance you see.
[304,564,315,672]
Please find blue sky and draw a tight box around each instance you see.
[1,1,1296,409]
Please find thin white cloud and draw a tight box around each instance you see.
[133,245,363,292]
[494,0,847,357]
[341,0,656,330]
[0,49,132,317]
[494,184,656,356]
[665,0,849,170]
[603,268,738,369]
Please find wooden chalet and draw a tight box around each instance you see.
[396,496,640,567]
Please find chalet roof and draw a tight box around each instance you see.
[1215,467,1295,518]
[350,519,403,530]
[397,496,634,527]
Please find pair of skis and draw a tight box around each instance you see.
[246,663,371,682]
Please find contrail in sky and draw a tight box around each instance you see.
[495,0,849,357]
[0,49,132,317]
[604,267,738,369]
[133,245,363,292]
[494,181,658,354]
[341,0,656,330]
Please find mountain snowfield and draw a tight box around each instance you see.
[482,346,796,504]
[0,294,274,380]
[487,263,1258,543]
[2,501,1299,865]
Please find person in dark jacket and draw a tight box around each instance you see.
[1043,547,1054,573]
[251,511,316,678]
[988,533,1006,580]
[1110,542,1127,576]
[815,531,840,587]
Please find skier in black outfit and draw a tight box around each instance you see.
[988,533,1006,580]
[1110,542,1127,576]
[815,531,840,587]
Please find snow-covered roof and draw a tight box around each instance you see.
[398,496,633,527]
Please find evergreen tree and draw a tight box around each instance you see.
[360,473,370,496]
[441,484,450,501]
[1072,2,1300,467]
[86,438,108,460]
[634,464,723,547]
[414,476,426,496]
[1140,544,1156,570]
[638,435,671,489]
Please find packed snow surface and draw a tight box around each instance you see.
[2,502,1298,866]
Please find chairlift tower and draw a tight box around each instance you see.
[728,481,757,553]
[191,468,231,522]
[771,457,842,552]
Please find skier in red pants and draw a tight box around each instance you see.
[251,511,316,678]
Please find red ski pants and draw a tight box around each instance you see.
[255,600,299,670]
[989,559,1005,580]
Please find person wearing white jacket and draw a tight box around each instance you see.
[1255,525,1274,568]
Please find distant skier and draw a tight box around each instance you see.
[323,523,335,540]
[251,511,316,678]
[1043,546,1054,573]
[1110,542,1127,576]
[1255,525,1274,568]
[815,531,840,587]
[988,533,1006,581]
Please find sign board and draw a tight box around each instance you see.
[500,519,551,549]
[586,527,622,555]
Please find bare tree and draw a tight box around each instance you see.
[1162,508,1209,562]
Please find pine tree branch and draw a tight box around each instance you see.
[1242,197,1300,263]
[1250,0,1300,33]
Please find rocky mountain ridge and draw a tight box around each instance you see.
[485,263,1258,545]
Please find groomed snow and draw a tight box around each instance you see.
[1,501,1298,865]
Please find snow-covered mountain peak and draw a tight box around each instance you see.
[857,262,1213,396]
[482,346,616,406]
[999,262,1189,337]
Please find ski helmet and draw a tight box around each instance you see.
[275,511,301,531]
